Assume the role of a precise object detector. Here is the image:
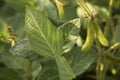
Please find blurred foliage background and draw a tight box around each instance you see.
[0,0,120,80]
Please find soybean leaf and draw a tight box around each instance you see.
[65,47,97,76]
[38,58,75,80]
[9,39,44,61]
[36,0,78,23]
[38,60,59,80]
[55,55,75,80]
[31,61,42,80]
[0,51,30,71]
[25,6,75,80]
[25,6,63,58]
[58,18,82,52]
[9,38,31,56]
[36,0,60,22]
[59,18,81,37]
[7,14,25,38]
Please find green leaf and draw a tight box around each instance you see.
[36,0,78,23]
[25,6,63,58]
[63,1,78,22]
[0,18,9,38]
[38,58,74,80]
[59,18,81,36]
[7,14,25,38]
[65,47,97,76]
[10,38,75,80]
[10,38,31,56]
[55,55,75,80]
[58,18,81,52]
[25,6,75,80]
[37,0,60,22]
[31,61,42,80]
[9,39,42,61]
[38,60,59,80]
[1,51,29,71]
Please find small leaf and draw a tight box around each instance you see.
[10,38,31,56]
[10,39,42,61]
[58,18,81,52]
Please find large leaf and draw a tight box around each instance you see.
[25,6,75,80]
[65,47,97,76]
[10,39,75,80]
[25,6,63,58]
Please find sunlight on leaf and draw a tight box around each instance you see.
[25,6,63,58]
[25,6,75,80]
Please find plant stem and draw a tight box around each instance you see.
[106,54,120,63]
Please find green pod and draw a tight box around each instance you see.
[95,22,109,46]
[55,0,64,19]
[94,23,109,46]
[81,22,94,52]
